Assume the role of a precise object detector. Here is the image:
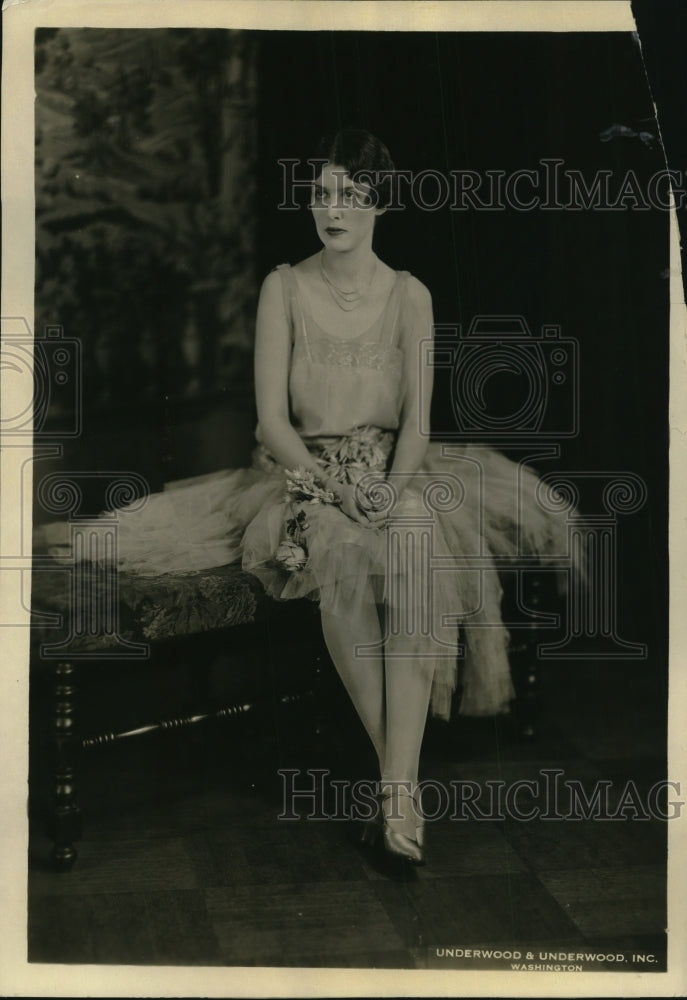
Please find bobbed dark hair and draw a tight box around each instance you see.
[316,128,395,209]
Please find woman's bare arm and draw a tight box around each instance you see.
[254,269,324,473]
[384,275,434,501]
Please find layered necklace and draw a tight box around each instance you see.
[319,250,377,311]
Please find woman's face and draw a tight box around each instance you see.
[310,162,383,253]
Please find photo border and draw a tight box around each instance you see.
[2,2,684,997]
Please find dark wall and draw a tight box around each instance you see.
[256,30,669,659]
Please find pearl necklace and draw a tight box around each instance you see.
[319,250,377,311]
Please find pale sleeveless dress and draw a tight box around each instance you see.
[38,263,575,719]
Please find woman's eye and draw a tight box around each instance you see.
[310,187,369,207]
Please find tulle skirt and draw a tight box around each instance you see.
[37,429,576,720]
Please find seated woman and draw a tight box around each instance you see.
[39,129,576,867]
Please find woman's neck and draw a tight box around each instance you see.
[321,244,376,290]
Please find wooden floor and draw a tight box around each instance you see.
[28,657,668,970]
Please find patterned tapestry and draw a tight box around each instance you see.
[35,28,258,414]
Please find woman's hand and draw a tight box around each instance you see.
[361,506,389,525]
[354,474,393,526]
[335,482,378,527]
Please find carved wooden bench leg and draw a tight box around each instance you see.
[509,576,543,740]
[45,661,82,870]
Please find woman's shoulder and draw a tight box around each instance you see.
[260,261,299,298]
[262,254,318,287]
[264,261,295,281]
[402,272,432,309]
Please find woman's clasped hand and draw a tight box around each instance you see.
[331,475,390,527]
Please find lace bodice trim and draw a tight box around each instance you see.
[294,338,403,372]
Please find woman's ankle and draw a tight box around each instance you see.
[380,777,417,798]
[380,781,420,819]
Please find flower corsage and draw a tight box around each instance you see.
[274,468,341,573]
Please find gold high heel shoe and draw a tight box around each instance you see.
[380,785,425,865]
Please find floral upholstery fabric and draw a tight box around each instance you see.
[30,558,270,655]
